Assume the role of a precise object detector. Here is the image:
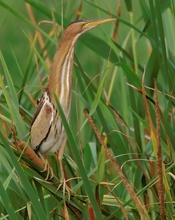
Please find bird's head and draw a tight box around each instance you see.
[65,18,115,37]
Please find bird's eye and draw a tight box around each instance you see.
[37,99,40,104]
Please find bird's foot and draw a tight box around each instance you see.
[57,178,72,200]
[40,159,54,180]
[36,152,54,180]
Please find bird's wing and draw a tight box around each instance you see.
[30,99,53,151]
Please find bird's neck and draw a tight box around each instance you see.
[48,33,80,113]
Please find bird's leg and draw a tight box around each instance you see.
[55,143,72,199]
[55,140,66,182]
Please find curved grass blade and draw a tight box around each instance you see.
[0,132,47,220]
[117,62,142,89]
[53,92,103,220]
[0,52,18,107]
[0,181,18,220]
[0,1,54,44]
[0,53,27,139]
[81,34,117,64]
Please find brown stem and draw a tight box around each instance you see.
[83,109,148,220]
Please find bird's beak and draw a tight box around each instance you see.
[83,18,115,29]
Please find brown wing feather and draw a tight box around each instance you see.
[30,91,53,151]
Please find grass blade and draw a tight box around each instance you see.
[0,181,18,220]
[53,92,103,220]
[0,132,47,219]
[0,52,27,139]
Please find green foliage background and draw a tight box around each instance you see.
[0,0,175,219]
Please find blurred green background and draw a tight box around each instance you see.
[0,0,175,219]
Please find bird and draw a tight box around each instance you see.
[30,18,114,181]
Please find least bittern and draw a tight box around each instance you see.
[30,18,114,181]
